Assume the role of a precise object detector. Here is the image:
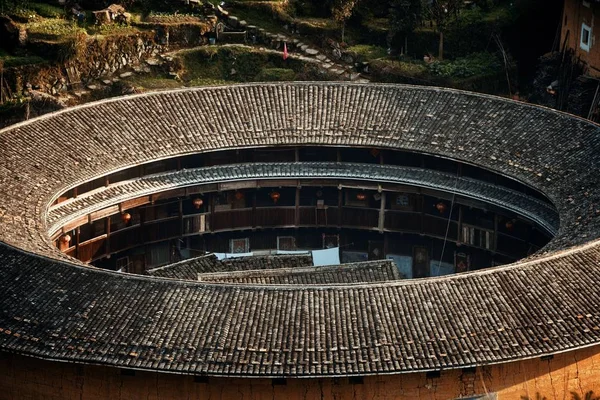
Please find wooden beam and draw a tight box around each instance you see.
[62,215,89,232]
[89,205,120,222]
[121,196,151,212]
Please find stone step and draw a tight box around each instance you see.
[145,58,162,66]
[305,48,319,56]
[316,54,327,61]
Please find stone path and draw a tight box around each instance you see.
[258,31,370,83]
[213,6,370,83]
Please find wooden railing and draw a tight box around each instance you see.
[340,207,379,229]
[255,207,296,228]
[63,205,536,264]
[212,208,253,231]
[384,211,421,232]
[78,235,107,263]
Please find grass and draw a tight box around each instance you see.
[6,6,40,22]
[346,44,387,61]
[255,67,296,81]
[362,17,388,33]
[373,59,428,78]
[124,74,185,90]
[27,19,85,39]
[28,2,65,18]
[86,23,143,36]
[187,78,229,86]
[427,52,503,78]
[173,45,326,84]
[295,17,335,29]
[227,3,290,33]
[0,49,47,68]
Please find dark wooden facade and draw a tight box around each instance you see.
[52,147,552,277]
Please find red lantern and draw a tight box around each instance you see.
[356,192,367,201]
[193,198,204,209]
[60,234,71,244]
[270,191,281,203]
[505,219,515,231]
[235,191,244,201]
[435,202,447,214]
[121,212,131,224]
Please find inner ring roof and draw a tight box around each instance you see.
[1,82,600,377]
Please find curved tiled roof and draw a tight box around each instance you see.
[47,162,559,236]
[1,82,600,377]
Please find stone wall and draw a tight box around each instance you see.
[1,32,161,97]
[2,345,600,399]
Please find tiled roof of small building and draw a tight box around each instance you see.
[1,83,600,377]
[146,254,314,280]
[219,254,314,271]
[146,254,222,280]
[197,260,401,284]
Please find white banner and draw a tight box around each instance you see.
[311,247,340,266]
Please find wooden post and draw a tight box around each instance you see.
[210,194,215,232]
[378,191,386,232]
[105,216,111,256]
[252,191,257,229]
[337,187,343,228]
[493,214,498,252]
[75,226,80,260]
[419,191,424,234]
[458,205,463,244]
[179,198,183,236]
[295,186,300,226]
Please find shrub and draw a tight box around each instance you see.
[427,52,503,78]
[255,68,296,81]
[346,44,387,62]
[29,2,65,18]
[27,19,85,39]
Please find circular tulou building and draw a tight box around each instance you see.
[1,82,600,399]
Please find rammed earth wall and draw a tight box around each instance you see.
[1,345,600,399]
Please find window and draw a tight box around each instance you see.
[229,238,250,253]
[462,225,494,250]
[277,236,296,251]
[581,23,592,52]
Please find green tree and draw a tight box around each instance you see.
[425,0,461,60]
[331,0,357,43]
[388,0,423,55]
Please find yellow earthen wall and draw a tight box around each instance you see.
[2,345,600,399]
[561,0,600,76]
